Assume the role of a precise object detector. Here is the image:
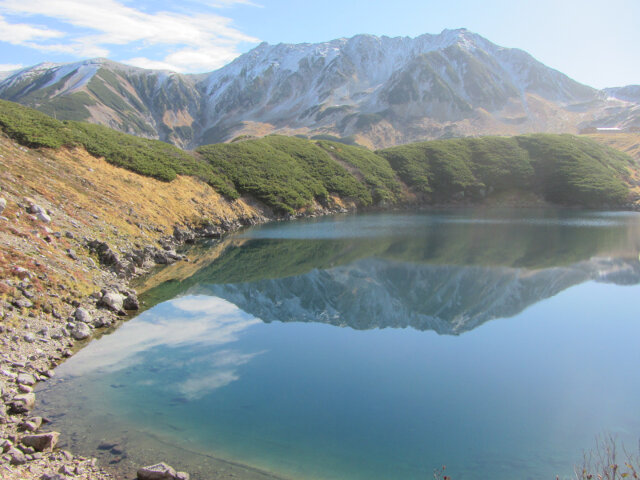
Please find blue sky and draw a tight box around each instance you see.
[0,0,638,88]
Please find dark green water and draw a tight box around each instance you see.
[36,210,640,480]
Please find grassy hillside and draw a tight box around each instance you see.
[378,134,635,206]
[196,135,405,213]
[0,99,238,198]
[1,99,636,212]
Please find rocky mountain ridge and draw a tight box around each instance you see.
[1,29,638,148]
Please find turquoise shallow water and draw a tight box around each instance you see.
[36,210,640,480]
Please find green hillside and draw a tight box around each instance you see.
[0,99,636,213]
[0,99,238,198]
[196,135,404,213]
[378,134,634,206]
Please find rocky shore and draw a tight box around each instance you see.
[0,135,353,479]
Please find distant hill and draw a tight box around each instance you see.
[1,29,638,149]
[0,99,637,213]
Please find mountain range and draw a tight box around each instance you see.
[1,28,638,149]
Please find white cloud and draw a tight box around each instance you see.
[0,63,24,71]
[176,349,263,399]
[178,370,239,399]
[59,296,261,376]
[0,0,260,72]
[0,14,63,43]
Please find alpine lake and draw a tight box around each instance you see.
[34,209,640,480]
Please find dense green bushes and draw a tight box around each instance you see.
[378,134,633,206]
[1,99,634,212]
[0,99,238,197]
[316,140,403,203]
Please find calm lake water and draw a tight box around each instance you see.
[36,209,640,480]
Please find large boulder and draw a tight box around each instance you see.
[21,431,60,452]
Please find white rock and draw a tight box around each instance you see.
[74,307,92,323]
[100,291,124,312]
[36,211,51,223]
[71,323,91,340]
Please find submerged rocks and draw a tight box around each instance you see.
[21,431,60,452]
[137,463,190,480]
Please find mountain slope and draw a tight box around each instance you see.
[1,100,637,213]
[1,29,638,148]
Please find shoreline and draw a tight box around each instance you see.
[1,135,639,479]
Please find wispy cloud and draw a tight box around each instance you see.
[0,14,63,43]
[0,63,24,72]
[0,0,259,72]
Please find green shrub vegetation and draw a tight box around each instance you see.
[316,140,403,203]
[378,134,633,206]
[0,99,634,212]
[0,99,238,197]
[197,136,375,213]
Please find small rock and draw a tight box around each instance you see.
[18,384,33,393]
[21,431,60,452]
[74,307,92,323]
[71,323,91,340]
[0,198,6,215]
[23,332,36,343]
[36,211,52,223]
[10,393,36,413]
[97,440,118,450]
[8,446,26,465]
[13,299,34,309]
[99,291,124,312]
[123,294,139,310]
[137,462,182,480]
[20,416,43,432]
[59,464,75,475]
[28,204,46,215]
[17,373,36,386]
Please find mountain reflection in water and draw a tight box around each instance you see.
[141,210,640,335]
